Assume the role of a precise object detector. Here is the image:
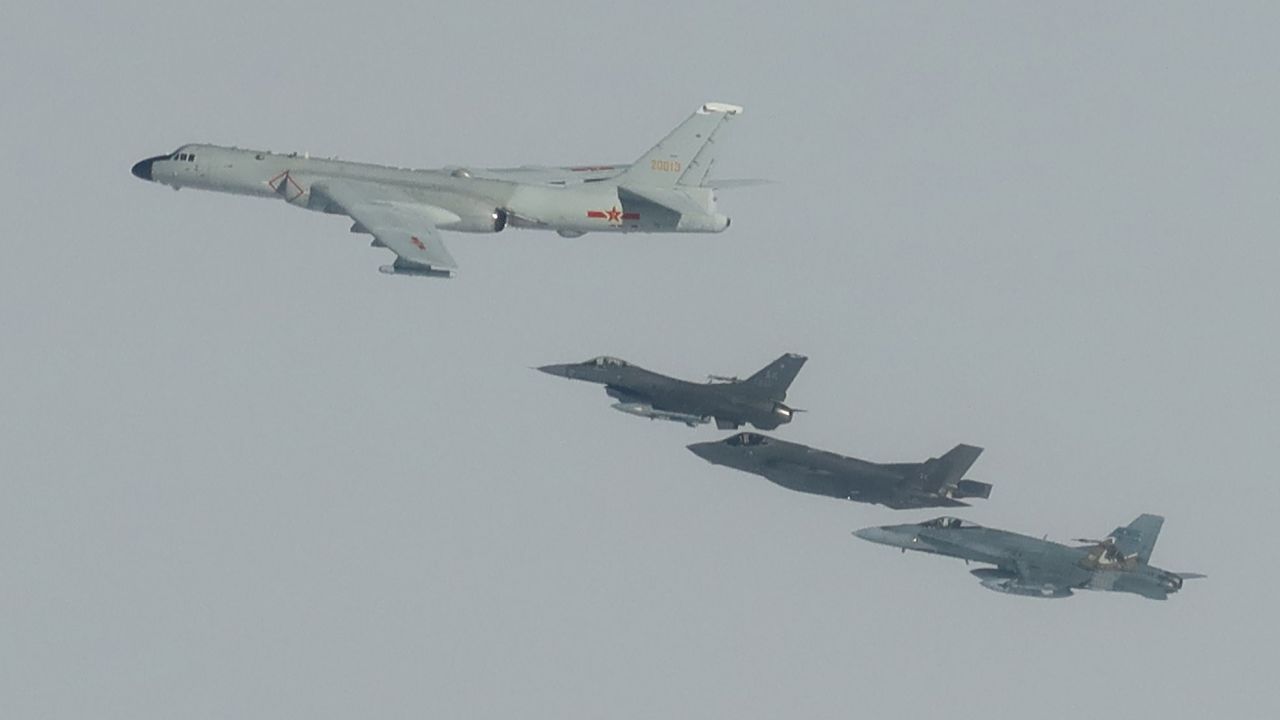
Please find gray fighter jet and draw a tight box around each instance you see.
[537,354,806,430]
[687,433,991,509]
[855,514,1204,599]
[130,102,745,278]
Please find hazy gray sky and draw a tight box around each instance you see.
[3,2,1278,718]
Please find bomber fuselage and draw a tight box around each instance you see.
[132,145,729,235]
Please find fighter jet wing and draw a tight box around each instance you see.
[310,180,458,278]
[880,494,970,510]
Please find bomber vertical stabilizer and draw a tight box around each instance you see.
[616,102,743,189]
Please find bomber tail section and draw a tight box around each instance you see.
[741,353,808,402]
[616,102,742,189]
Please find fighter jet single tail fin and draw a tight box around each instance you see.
[920,444,985,494]
[741,353,808,401]
[616,102,743,189]
[1110,514,1165,565]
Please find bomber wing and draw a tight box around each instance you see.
[478,164,626,186]
[310,180,459,277]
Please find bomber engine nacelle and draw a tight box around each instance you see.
[445,205,508,233]
[971,569,1072,598]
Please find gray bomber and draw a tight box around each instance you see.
[855,514,1204,599]
[687,433,991,509]
[130,102,745,277]
[537,354,806,430]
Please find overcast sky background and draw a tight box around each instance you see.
[3,2,1278,718]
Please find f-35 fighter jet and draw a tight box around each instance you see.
[687,433,991,509]
[537,354,806,430]
[854,514,1204,599]
[130,102,745,278]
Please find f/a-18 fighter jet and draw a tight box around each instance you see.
[854,514,1204,599]
[130,102,746,278]
[687,433,991,509]
[537,354,806,430]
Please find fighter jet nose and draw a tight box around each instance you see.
[853,527,893,544]
[536,364,571,378]
[686,442,717,461]
[131,157,156,181]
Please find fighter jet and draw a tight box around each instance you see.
[854,514,1204,599]
[687,433,991,509]
[537,354,806,430]
[130,102,747,278]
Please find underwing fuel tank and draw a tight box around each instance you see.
[378,263,454,279]
[970,569,1072,598]
[610,402,708,427]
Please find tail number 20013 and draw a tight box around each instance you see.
[651,159,682,173]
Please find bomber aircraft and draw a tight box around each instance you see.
[537,354,806,430]
[687,433,991,509]
[130,102,745,278]
[854,514,1204,599]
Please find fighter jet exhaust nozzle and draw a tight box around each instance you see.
[492,208,509,232]
[953,479,993,500]
[773,403,803,420]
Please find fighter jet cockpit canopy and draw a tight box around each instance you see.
[584,356,629,368]
[920,516,981,530]
[725,432,768,447]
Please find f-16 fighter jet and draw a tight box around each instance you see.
[854,514,1204,599]
[537,354,806,430]
[687,433,991,509]
[130,102,745,278]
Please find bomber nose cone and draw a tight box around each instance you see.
[131,157,155,181]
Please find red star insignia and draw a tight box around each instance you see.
[605,206,622,223]
[411,236,427,250]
